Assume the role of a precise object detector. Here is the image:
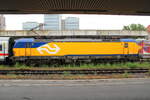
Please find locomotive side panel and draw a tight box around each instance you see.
[31,42,124,56]
[12,38,141,61]
[14,42,125,56]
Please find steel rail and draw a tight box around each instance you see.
[0,68,148,75]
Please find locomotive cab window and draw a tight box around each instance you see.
[124,43,128,48]
[26,43,31,48]
[0,45,2,51]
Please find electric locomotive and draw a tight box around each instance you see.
[0,36,150,64]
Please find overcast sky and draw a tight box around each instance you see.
[5,14,150,30]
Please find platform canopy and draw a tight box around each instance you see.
[0,0,150,15]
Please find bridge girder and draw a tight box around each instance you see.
[0,0,149,15]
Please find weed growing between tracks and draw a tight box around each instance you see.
[0,73,149,79]
[122,72,129,78]
[0,62,150,70]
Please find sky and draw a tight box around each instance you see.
[5,14,150,30]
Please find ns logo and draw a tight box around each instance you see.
[37,44,60,54]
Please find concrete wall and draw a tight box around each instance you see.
[0,30,148,36]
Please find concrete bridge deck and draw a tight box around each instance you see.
[0,30,148,38]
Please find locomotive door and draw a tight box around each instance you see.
[124,42,129,55]
[25,42,31,56]
[0,42,4,60]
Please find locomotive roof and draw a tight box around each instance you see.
[14,38,137,43]
[15,38,34,42]
[120,39,136,42]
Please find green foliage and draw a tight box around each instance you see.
[13,62,31,69]
[63,71,71,75]
[125,62,139,68]
[55,62,150,69]
[0,62,150,70]
[41,64,49,68]
[122,72,129,78]
[123,24,146,31]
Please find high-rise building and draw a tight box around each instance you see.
[62,17,79,30]
[0,15,5,30]
[44,14,61,30]
[61,19,65,30]
[22,22,40,30]
[38,23,44,30]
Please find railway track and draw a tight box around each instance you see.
[0,68,149,75]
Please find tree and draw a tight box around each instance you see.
[123,24,146,31]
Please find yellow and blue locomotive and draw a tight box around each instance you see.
[12,38,142,61]
[0,36,149,63]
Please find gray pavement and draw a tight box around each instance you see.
[0,78,150,100]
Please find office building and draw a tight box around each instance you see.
[63,17,79,30]
[44,14,61,30]
[22,22,40,30]
[0,15,5,30]
[61,19,65,30]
